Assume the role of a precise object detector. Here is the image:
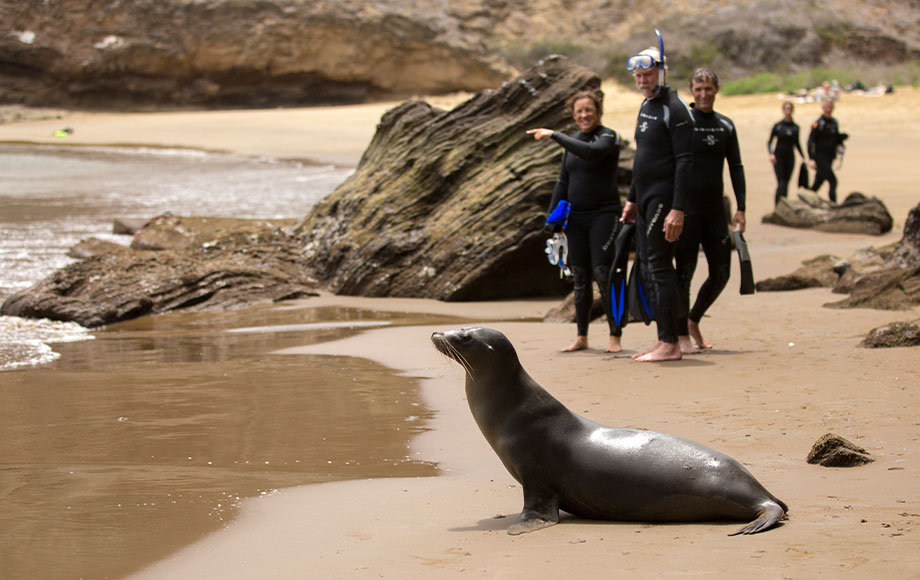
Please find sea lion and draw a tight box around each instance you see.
[431,326,788,535]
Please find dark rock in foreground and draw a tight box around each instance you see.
[293,56,632,301]
[861,320,920,348]
[762,191,893,235]
[0,216,317,327]
[807,433,874,467]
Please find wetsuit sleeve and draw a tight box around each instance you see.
[550,129,620,161]
[669,96,694,212]
[547,152,569,213]
[794,125,805,158]
[807,121,817,160]
[727,123,746,212]
[767,124,778,154]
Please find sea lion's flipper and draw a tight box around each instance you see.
[508,489,560,535]
[727,500,787,536]
[608,222,634,330]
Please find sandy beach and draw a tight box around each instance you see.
[3,85,919,578]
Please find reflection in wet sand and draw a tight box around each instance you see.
[0,303,466,580]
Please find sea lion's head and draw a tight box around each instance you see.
[431,327,517,378]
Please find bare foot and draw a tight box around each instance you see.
[635,341,682,362]
[678,335,700,354]
[688,320,712,349]
[605,336,622,353]
[630,341,659,359]
[561,336,589,352]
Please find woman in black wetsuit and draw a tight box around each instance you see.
[767,101,805,206]
[527,88,623,353]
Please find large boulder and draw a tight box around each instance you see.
[762,191,893,235]
[0,216,317,327]
[292,56,632,301]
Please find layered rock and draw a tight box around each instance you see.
[0,216,316,327]
[292,56,632,301]
[762,191,893,235]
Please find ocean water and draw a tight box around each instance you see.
[0,143,458,579]
[0,143,349,370]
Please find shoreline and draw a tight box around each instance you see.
[5,85,920,577]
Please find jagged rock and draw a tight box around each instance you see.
[861,319,920,348]
[67,237,129,259]
[0,217,316,327]
[112,217,149,236]
[826,202,920,310]
[543,286,604,323]
[292,57,632,301]
[762,191,893,235]
[755,254,842,291]
[807,433,874,467]
[130,215,295,251]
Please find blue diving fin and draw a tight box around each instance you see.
[607,222,635,330]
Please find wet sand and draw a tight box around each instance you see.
[4,86,920,578]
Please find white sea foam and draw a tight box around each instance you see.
[0,316,94,371]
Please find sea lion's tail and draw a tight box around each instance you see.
[728,499,787,536]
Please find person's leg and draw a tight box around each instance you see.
[674,214,702,354]
[811,157,829,195]
[826,165,838,203]
[687,213,732,349]
[774,156,793,205]
[635,199,681,362]
[587,211,622,352]
[561,215,590,352]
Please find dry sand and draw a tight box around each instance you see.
[4,85,919,579]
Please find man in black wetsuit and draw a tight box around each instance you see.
[807,98,844,203]
[768,101,805,206]
[675,68,746,353]
[528,88,624,353]
[621,45,693,362]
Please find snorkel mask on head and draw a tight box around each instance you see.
[626,28,666,88]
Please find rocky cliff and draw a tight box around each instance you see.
[2,0,918,109]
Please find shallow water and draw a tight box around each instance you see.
[0,303,473,580]
[0,143,465,579]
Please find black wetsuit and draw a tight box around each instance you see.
[548,125,623,337]
[627,86,694,344]
[767,119,804,205]
[807,114,841,202]
[676,106,746,336]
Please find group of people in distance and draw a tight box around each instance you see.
[529,34,845,362]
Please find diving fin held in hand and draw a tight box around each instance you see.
[608,223,634,330]
[732,229,755,295]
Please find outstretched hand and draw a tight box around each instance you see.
[527,128,554,141]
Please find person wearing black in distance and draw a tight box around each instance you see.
[808,98,846,203]
[768,101,805,206]
[675,68,746,353]
[527,88,624,353]
[619,34,694,363]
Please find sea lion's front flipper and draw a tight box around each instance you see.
[507,488,559,535]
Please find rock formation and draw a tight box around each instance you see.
[3,0,918,109]
[762,191,893,235]
[292,56,632,301]
[0,216,317,327]
[757,202,920,312]
[807,433,874,467]
[861,320,920,348]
